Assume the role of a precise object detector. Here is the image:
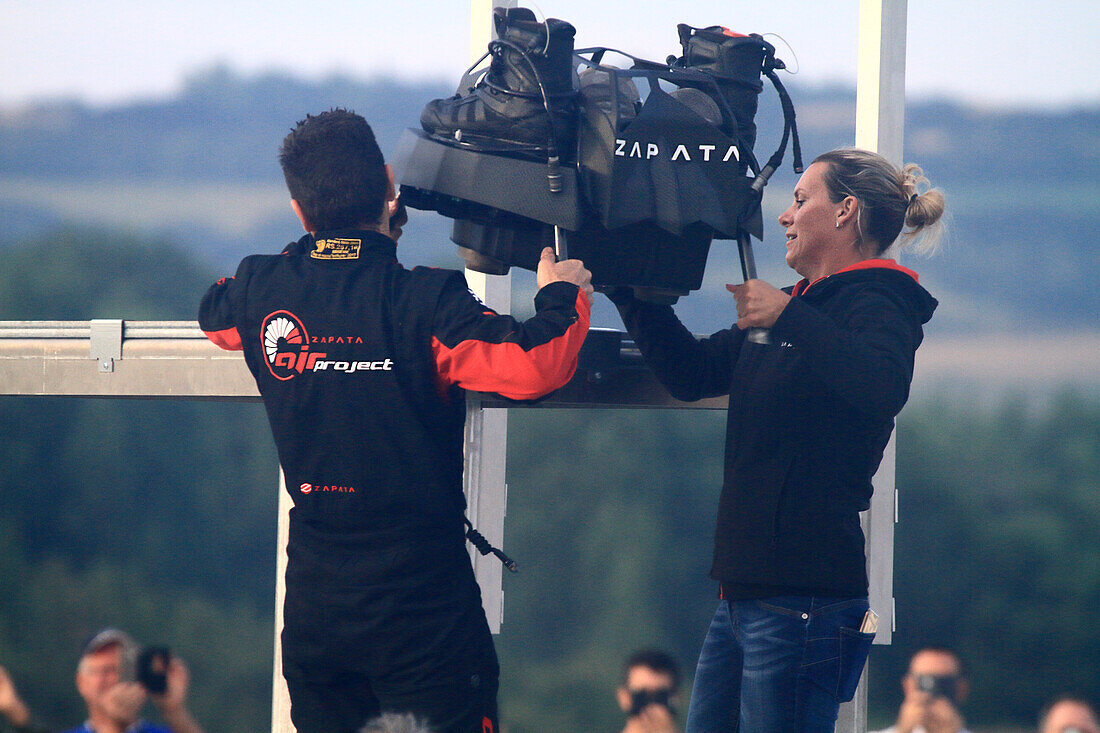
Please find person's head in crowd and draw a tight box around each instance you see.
[75,628,144,727]
[279,108,395,235]
[875,646,971,733]
[902,646,969,706]
[1039,696,1100,733]
[617,648,681,720]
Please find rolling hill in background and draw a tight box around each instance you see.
[1,66,1097,340]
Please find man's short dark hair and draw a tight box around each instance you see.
[279,108,388,232]
[622,649,681,690]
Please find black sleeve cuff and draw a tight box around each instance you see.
[534,280,581,310]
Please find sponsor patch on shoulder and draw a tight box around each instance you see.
[311,237,361,260]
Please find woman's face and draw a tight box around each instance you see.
[777,161,852,281]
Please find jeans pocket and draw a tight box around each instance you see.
[836,626,875,702]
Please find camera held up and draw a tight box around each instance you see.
[136,646,171,695]
[916,673,959,703]
[630,688,676,718]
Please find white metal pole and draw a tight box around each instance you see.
[463,0,516,635]
[271,471,293,733]
[839,1,908,731]
[856,0,907,648]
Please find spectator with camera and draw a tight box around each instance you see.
[871,646,970,733]
[616,649,682,733]
[65,629,202,733]
[0,629,202,733]
[60,629,202,733]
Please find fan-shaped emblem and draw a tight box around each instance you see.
[261,310,311,380]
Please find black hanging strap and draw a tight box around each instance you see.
[465,517,519,573]
[751,67,803,192]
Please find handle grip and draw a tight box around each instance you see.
[737,233,771,345]
[553,225,568,260]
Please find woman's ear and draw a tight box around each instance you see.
[836,195,859,229]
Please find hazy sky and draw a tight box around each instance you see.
[1,0,1096,108]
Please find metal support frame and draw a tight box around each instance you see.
[271,471,293,732]
[461,0,517,637]
[839,1,909,730]
[0,320,714,733]
[863,0,909,633]
[857,0,907,648]
[0,3,908,731]
[89,319,123,373]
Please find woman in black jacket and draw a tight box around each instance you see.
[612,148,944,732]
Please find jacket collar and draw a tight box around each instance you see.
[791,258,920,297]
[307,228,396,262]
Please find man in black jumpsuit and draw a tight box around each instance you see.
[198,109,592,733]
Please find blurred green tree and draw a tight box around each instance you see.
[0,228,279,730]
[871,392,1100,728]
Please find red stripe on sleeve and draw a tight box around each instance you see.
[203,327,243,351]
[432,290,590,399]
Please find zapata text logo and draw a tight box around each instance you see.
[262,310,326,380]
[614,138,741,163]
[299,482,355,495]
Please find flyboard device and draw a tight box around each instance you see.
[394,9,802,303]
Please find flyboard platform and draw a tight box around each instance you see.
[392,50,786,302]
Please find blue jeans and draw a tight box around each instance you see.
[685,596,874,733]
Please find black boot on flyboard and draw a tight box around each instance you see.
[668,24,802,190]
[419,6,578,158]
